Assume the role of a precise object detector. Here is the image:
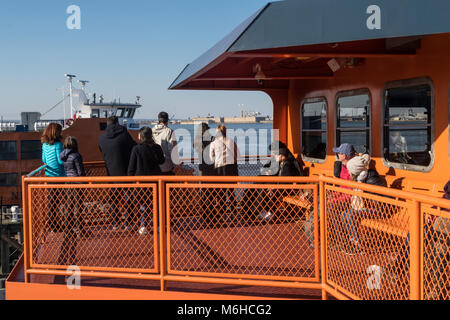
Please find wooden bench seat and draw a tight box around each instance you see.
[283,195,312,211]
[360,178,446,238]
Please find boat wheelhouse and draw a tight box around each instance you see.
[5,0,450,300]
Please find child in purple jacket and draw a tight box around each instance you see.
[60,136,85,177]
[58,136,85,265]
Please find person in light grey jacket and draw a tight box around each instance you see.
[153,112,178,175]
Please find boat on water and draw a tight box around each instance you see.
[0,75,142,206]
[4,0,450,301]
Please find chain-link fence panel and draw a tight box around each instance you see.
[167,183,319,282]
[423,205,450,300]
[325,184,412,300]
[174,156,272,177]
[28,183,158,273]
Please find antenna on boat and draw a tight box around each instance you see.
[65,74,76,118]
[78,80,89,92]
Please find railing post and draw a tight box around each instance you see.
[319,177,327,300]
[158,179,167,292]
[410,200,421,300]
[22,176,30,283]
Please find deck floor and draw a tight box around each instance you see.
[19,220,324,299]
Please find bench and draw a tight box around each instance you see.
[360,178,446,238]
[281,166,331,218]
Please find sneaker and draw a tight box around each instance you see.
[258,211,273,221]
[138,227,148,235]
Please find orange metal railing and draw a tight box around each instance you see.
[20,173,450,300]
[319,176,450,300]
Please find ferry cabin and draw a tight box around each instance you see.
[170,0,450,186]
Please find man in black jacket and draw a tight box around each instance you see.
[98,116,137,231]
[99,116,136,176]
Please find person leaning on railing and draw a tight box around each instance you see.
[98,116,137,231]
[127,127,165,236]
[41,123,66,233]
[209,124,240,216]
[57,136,86,265]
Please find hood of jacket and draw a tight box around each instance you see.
[152,123,168,138]
[60,148,75,162]
[105,124,127,139]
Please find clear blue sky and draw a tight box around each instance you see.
[0,0,273,120]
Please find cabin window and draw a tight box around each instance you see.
[0,173,19,187]
[124,109,133,118]
[301,98,327,161]
[0,141,17,161]
[336,90,371,154]
[117,108,125,118]
[91,109,100,118]
[21,140,42,160]
[102,110,108,118]
[383,81,433,170]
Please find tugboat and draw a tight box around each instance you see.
[0,74,142,207]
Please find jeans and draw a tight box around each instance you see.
[341,207,379,243]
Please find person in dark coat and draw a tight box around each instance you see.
[127,127,165,235]
[256,142,304,222]
[275,145,303,177]
[98,116,136,176]
[98,116,137,231]
[128,127,165,176]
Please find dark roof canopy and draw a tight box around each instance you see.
[170,0,450,90]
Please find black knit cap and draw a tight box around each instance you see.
[158,112,169,123]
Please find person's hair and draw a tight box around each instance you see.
[41,123,63,145]
[139,127,155,145]
[194,123,211,153]
[107,116,119,126]
[217,124,227,138]
[158,112,169,124]
[63,136,79,152]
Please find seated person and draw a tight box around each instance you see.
[260,141,304,177]
[256,142,304,221]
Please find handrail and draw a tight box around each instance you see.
[26,165,47,178]
[320,175,450,210]
[23,175,317,184]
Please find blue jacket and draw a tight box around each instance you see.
[42,142,66,177]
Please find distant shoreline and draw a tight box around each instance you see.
[136,120,273,126]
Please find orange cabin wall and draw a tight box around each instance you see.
[283,33,450,182]
[266,90,288,144]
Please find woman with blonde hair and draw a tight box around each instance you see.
[209,124,240,176]
[209,124,241,216]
